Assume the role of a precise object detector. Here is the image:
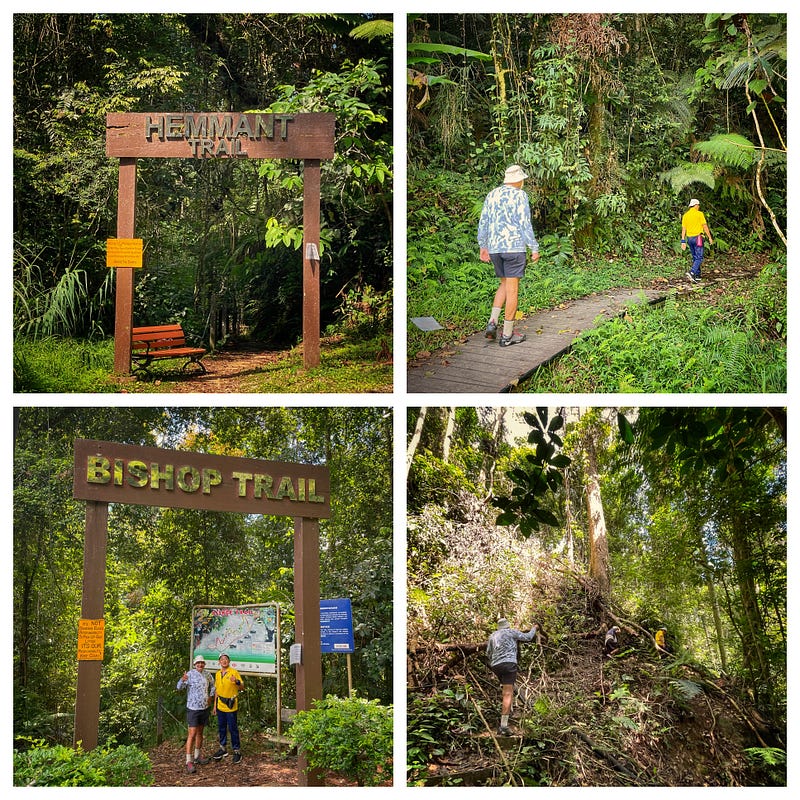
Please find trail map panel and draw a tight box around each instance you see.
[192,605,279,675]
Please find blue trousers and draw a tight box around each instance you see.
[217,708,240,750]
[687,235,704,277]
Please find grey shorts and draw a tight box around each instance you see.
[187,707,210,728]
[490,252,526,278]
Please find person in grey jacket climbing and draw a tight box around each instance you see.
[486,618,539,735]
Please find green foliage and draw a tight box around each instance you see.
[14,337,115,393]
[695,133,756,170]
[407,687,478,784]
[289,694,392,786]
[493,409,570,535]
[13,738,153,787]
[522,286,786,393]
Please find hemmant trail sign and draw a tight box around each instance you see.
[105,111,335,373]
[72,438,331,785]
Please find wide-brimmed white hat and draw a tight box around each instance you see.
[193,654,206,664]
[504,165,528,183]
[497,618,511,629]
[688,198,700,207]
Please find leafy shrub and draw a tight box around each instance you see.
[746,262,786,339]
[288,694,392,786]
[407,687,478,784]
[13,738,153,787]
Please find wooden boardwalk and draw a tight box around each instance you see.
[407,288,667,394]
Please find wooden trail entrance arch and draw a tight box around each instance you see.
[105,112,335,373]
[72,438,331,786]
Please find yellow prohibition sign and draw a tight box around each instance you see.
[106,237,143,268]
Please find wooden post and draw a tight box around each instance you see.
[73,501,108,750]
[113,158,137,374]
[294,516,323,786]
[302,159,321,369]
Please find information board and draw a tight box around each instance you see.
[192,604,279,675]
[320,598,355,654]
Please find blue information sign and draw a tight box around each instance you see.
[320,598,355,653]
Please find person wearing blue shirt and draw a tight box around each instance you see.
[486,618,539,734]
[478,165,540,347]
[177,654,215,774]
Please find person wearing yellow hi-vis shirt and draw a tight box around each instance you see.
[211,653,244,764]
[681,198,714,283]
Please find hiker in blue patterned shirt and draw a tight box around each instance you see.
[486,618,539,735]
[478,165,540,347]
[177,654,215,774]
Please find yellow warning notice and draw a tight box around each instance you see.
[106,238,143,268]
[77,619,105,660]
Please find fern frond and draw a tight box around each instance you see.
[669,679,704,702]
[349,20,393,41]
[658,162,715,194]
[695,133,755,170]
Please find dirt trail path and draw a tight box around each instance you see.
[148,738,358,786]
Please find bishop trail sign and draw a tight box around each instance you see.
[106,111,335,372]
[72,438,331,786]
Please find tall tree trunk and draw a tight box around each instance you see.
[705,571,728,672]
[407,407,428,478]
[729,511,772,707]
[584,431,611,599]
[480,407,505,496]
[442,407,456,463]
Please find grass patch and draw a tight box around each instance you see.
[14,337,117,393]
[518,279,785,393]
[14,334,392,393]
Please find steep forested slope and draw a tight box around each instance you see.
[406,407,786,787]
[407,505,784,787]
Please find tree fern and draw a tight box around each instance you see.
[659,162,715,194]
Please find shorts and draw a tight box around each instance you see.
[490,252,526,279]
[491,661,518,686]
[187,707,210,728]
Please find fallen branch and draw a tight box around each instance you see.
[571,727,639,781]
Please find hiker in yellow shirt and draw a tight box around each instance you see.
[211,653,244,764]
[681,198,714,282]
[655,627,670,658]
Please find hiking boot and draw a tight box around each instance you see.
[685,272,700,283]
[233,751,243,764]
[499,331,526,347]
[186,761,196,774]
[497,726,512,736]
[485,319,498,340]
[211,747,228,760]
[195,756,210,765]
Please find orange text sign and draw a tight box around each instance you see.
[107,238,143,268]
[77,619,106,661]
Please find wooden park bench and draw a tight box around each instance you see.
[131,324,207,377]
